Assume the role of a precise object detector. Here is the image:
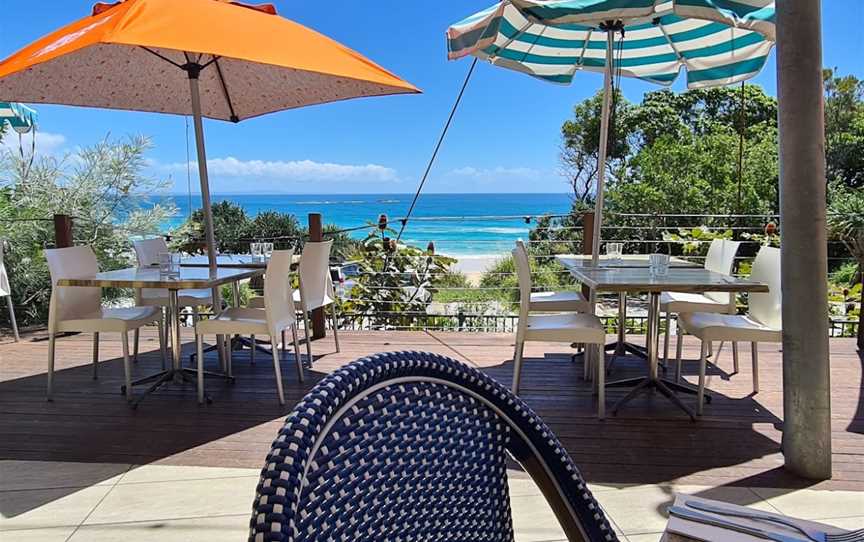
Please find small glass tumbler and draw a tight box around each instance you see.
[606,242,623,262]
[250,242,262,261]
[159,252,180,278]
[649,253,670,277]
[263,242,274,260]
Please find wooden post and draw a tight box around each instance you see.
[308,213,326,340]
[582,211,595,299]
[53,214,73,248]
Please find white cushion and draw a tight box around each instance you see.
[523,313,605,344]
[679,312,781,343]
[196,307,269,336]
[529,290,589,312]
[660,291,730,314]
[55,306,161,333]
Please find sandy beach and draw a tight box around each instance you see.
[450,254,506,286]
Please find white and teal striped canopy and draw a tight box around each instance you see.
[0,101,37,134]
[447,0,775,88]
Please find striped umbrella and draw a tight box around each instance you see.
[447,0,775,262]
[0,101,37,134]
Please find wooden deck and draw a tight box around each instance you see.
[1,328,861,491]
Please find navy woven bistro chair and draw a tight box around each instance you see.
[249,351,618,542]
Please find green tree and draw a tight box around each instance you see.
[0,136,175,325]
[824,69,864,189]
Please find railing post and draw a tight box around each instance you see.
[53,214,73,248]
[582,211,595,299]
[858,286,863,350]
[308,212,326,340]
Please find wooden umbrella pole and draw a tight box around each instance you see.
[591,29,616,266]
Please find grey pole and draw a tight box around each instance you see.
[776,0,832,479]
[591,30,615,266]
[188,70,224,363]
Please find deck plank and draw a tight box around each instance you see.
[0,329,861,490]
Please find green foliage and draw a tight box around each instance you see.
[478,253,574,304]
[663,226,733,255]
[221,281,255,308]
[831,261,861,287]
[824,69,864,189]
[0,136,175,326]
[827,180,864,271]
[340,228,457,329]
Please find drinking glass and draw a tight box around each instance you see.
[263,242,274,259]
[159,252,180,278]
[606,242,623,262]
[649,253,670,277]
[250,242,262,261]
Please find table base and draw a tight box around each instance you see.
[122,368,232,408]
[608,376,711,421]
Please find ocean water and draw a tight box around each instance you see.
[154,193,572,256]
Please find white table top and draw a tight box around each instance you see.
[556,254,699,269]
[56,266,263,290]
[565,267,769,294]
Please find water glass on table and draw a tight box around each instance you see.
[649,253,670,277]
[262,242,274,260]
[158,252,181,279]
[606,242,623,263]
[250,242,262,261]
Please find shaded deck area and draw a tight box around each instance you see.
[1,328,861,492]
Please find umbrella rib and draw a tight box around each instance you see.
[140,46,184,69]
[212,57,240,123]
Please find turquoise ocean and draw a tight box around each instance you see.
[155,193,572,257]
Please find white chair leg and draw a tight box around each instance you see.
[6,296,19,342]
[47,332,56,401]
[302,311,313,365]
[156,319,167,368]
[271,335,285,405]
[291,325,304,383]
[251,334,257,365]
[675,326,684,383]
[92,332,99,380]
[133,328,140,363]
[751,342,759,394]
[196,333,205,405]
[121,331,132,402]
[512,341,525,395]
[225,335,233,379]
[663,312,671,367]
[596,344,605,420]
[697,340,707,416]
[331,303,341,353]
[732,341,739,374]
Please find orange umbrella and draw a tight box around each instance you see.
[0,0,419,272]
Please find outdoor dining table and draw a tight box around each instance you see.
[557,254,700,360]
[557,264,768,420]
[180,253,300,269]
[56,265,264,405]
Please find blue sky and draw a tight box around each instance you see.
[1,1,862,194]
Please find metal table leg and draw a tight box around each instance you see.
[610,291,701,421]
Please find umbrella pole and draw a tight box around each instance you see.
[591,30,616,266]
[188,72,225,360]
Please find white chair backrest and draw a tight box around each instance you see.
[133,237,169,267]
[748,246,782,330]
[264,249,297,335]
[133,237,170,302]
[0,240,10,297]
[513,240,532,323]
[704,239,741,306]
[298,240,334,310]
[45,246,101,328]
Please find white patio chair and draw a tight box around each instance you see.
[662,238,741,373]
[133,237,212,365]
[678,246,781,415]
[1,239,19,342]
[45,246,165,401]
[512,244,608,417]
[295,240,340,364]
[515,240,589,313]
[195,249,303,405]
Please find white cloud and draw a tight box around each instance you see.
[0,130,66,156]
[161,156,397,183]
[448,166,543,180]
